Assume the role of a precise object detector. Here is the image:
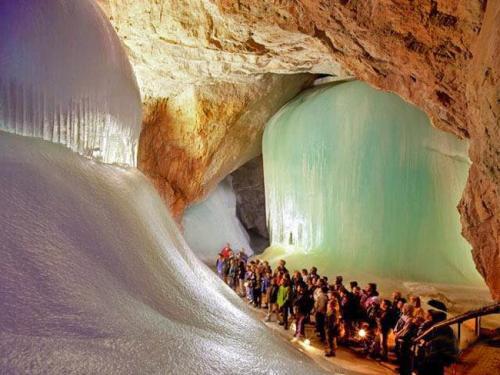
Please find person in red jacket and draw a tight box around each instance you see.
[220,243,232,258]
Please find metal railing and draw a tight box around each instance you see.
[414,303,499,344]
[410,303,499,372]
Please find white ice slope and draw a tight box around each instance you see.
[0,131,333,374]
[183,177,253,264]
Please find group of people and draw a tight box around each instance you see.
[216,244,459,375]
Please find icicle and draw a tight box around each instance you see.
[0,0,141,166]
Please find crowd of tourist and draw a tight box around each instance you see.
[216,244,459,375]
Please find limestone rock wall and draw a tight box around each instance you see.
[459,1,499,301]
[138,74,314,217]
[98,0,499,299]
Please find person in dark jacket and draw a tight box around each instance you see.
[293,284,311,337]
[415,310,458,375]
[237,259,246,297]
[222,255,232,284]
[375,299,394,360]
[349,281,358,293]
[265,277,280,322]
[339,287,355,343]
[252,270,262,307]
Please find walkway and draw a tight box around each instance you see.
[244,300,397,375]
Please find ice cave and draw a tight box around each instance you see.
[1,0,499,374]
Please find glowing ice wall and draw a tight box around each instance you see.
[183,178,253,264]
[0,0,141,166]
[263,81,482,285]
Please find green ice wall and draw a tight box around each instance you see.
[263,81,482,285]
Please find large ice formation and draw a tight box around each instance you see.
[0,132,333,374]
[0,0,141,166]
[183,177,253,264]
[0,1,332,372]
[263,81,482,286]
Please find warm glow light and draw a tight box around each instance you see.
[358,329,367,338]
[304,339,311,346]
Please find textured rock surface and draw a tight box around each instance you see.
[96,0,348,97]
[137,74,314,217]
[98,0,499,299]
[459,1,500,301]
[231,156,269,252]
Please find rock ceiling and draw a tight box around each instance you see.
[97,0,499,300]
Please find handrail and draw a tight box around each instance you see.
[414,303,500,343]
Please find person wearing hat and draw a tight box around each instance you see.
[415,308,458,375]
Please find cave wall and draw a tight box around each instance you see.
[137,74,314,217]
[231,156,269,252]
[98,0,499,300]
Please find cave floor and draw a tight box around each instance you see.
[243,298,500,375]
[243,301,396,375]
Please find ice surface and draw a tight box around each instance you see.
[0,0,142,166]
[263,81,483,286]
[183,177,253,264]
[0,131,336,374]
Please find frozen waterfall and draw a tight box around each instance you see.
[0,0,142,166]
[183,177,253,264]
[262,81,483,286]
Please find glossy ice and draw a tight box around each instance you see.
[183,177,253,264]
[263,81,482,286]
[0,132,334,374]
[0,0,141,166]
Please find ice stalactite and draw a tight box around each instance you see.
[183,177,253,264]
[263,80,483,286]
[0,0,141,166]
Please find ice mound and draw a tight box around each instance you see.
[183,177,253,264]
[0,0,141,166]
[0,131,334,374]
